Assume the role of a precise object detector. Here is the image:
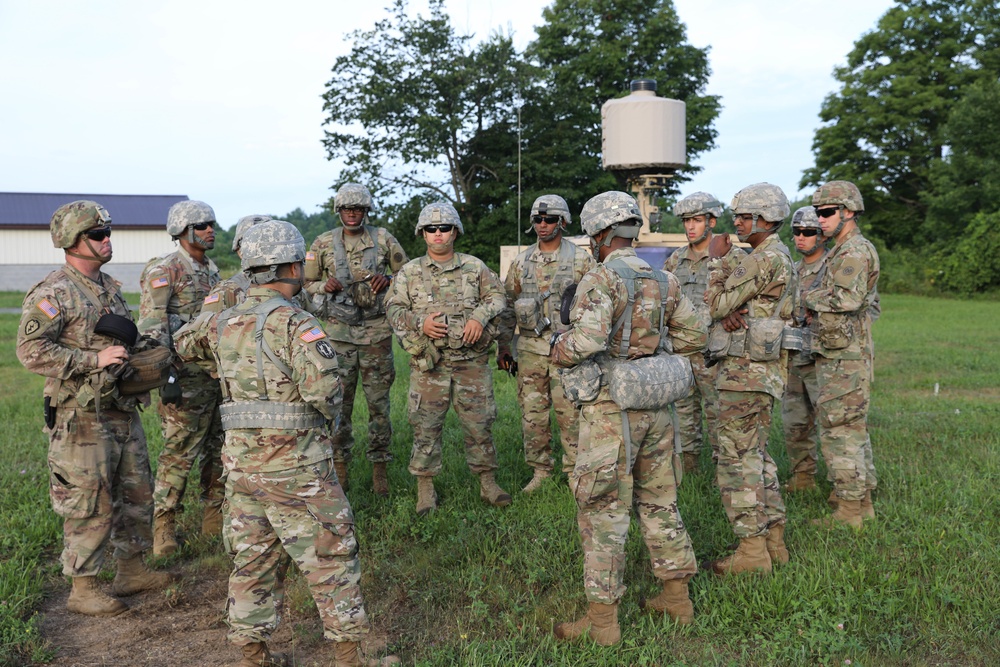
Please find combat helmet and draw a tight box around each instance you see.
[812,180,864,238]
[50,200,111,249]
[791,206,824,257]
[530,194,571,226]
[580,191,643,253]
[730,182,790,242]
[334,183,373,228]
[167,200,216,249]
[232,214,272,253]
[415,201,464,236]
[673,192,723,244]
[241,220,307,285]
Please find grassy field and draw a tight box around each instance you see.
[2,293,998,666]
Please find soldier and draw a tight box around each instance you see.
[781,206,826,492]
[702,183,793,575]
[304,184,409,496]
[803,181,880,528]
[17,201,171,616]
[200,214,272,314]
[385,202,511,515]
[175,221,398,667]
[663,192,743,472]
[550,191,706,646]
[498,194,594,492]
[138,199,225,556]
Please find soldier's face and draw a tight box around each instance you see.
[73,226,113,262]
[793,226,821,253]
[682,215,712,242]
[733,213,754,239]
[533,217,562,242]
[191,221,215,250]
[340,207,366,227]
[423,226,456,254]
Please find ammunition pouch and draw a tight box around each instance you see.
[327,293,363,326]
[414,343,442,372]
[606,353,693,411]
[559,359,603,406]
[707,317,786,363]
[514,295,550,337]
[219,400,327,430]
[814,311,854,350]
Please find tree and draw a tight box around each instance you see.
[801,1,1000,249]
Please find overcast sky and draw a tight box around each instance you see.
[0,0,894,229]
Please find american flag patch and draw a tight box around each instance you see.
[305,252,316,261]
[204,293,220,304]
[299,326,326,342]
[37,299,59,319]
[150,277,169,288]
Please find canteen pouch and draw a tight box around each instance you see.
[815,312,853,350]
[514,295,548,336]
[747,318,785,362]
[444,314,468,350]
[559,358,602,405]
[607,353,693,411]
[706,324,732,361]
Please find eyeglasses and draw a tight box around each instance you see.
[341,207,367,214]
[531,215,562,225]
[423,224,454,234]
[793,228,820,237]
[734,214,756,223]
[84,226,112,242]
[192,221,216,231]
[815,207,840,219]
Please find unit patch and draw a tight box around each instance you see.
[24,319,40,336]
[315,340,336,359]
[733,266,747,279]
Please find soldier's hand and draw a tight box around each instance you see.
[497,348,514,372]
[370,274,391,293]
[324,277,344,293]
[721,308,748,332]
[97,345,128,369]
[805,310,815,326]
[708,233,732,259]
[423,312,447,339]
[462,319,484,345]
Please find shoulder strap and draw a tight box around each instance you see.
[331,227,352,285]
[361,225,380,274]
[606,259,672,359]
[215,296,293,401]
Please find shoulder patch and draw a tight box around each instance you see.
[204,293,220,304]
[733,266,747,279]
[842,266,855,276]
[315,339,336,359]
[306,251,316,261]
[151,277,169,289]
[24,319,41,336]
[393,251,404,264]
[299,326,327,342]
[37,299,59,319]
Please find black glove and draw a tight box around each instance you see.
[160,370,183,406]
[560,283,578,326]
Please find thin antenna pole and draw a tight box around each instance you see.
[517,105,522,250]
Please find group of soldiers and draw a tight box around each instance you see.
[16,176,879,662]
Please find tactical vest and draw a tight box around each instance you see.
[213,297,326,430]
[516,240,577,337]
[788,257,827,365]
[325,226,386,324]
[418,257,496,354]
[671,248,710,311]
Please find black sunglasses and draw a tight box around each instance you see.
[84,226,112,242]
[815,207,840,219]
[793,228,820,237]
[192,221,216,231]
[423,224,454,234]
[531,215,562,225]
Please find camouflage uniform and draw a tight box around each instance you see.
[303,226,408,466]
[385,253,506,477]
[704,233,793,539]
[138,247,224,520]
[500,239,594,474]
[17,264,154,576]
[551,247,706,604]
[802,227,880,502]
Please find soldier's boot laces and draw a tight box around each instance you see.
[521,468,550,494]
[202,502,224,536]
[554,602,621,646]
[710,536,772,576]
[812,499,864,530]
[66,576,127,617]
[640,578,694,624]
[333,641,401,666]
[860,490,876,521]
[372,462,389,498]
[765,523,790,565]
[479,472,512,507]
[335,460,350,492]
[415,476,437,516]
[236,641,288,667]
[112,554,173,596]
[153,512,178,557]
[682,452,700,474]
[784,471,816,493]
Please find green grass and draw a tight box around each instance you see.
[1,293,999,666]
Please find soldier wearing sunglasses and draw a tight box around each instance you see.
[138,200,224,555]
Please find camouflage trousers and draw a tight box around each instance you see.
[815,356,876,502]
[571,389,696,604]
[781,361,820,476]
[47,407,154,577]
[516,348,579,474]
[330,337,395,464]
[674,350,721,457]
[716,390,785,539]
[153,363,224,517]
[224,459,369,645]
[407,355,498,477]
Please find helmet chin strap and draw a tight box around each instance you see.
[66,237,111,264]
[690,221,710,245]
[826,209,854,239]
[799,239,824,257]
[187,226,213,250]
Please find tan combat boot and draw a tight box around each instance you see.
[765,524,790,565]
[682,452,700,474]
[640,577,694,624]
[335,460,350,492]
[66,576,127,617]
[860,489,876,520]
[236,641,288,667]
[153,511,178,557]
[710,536,772,576]
[202,502,224,536]
[827,489,840,509]
[479,472,512,507]
[812,499,864,529]
[372,462,389,498]
[112,554,173,596]
[521,468,550,494]
[784,471,816,492]
[554,601,621,646]
[415,476,437,516]
[333,641,401,666]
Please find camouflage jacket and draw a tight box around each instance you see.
[704,234,794,399]
[200,271,311,315]
[788,252,827,367]
[303,225,408,345]
[176,288,342,473]
[386,252,506,362]
[551,248,707,369]
[499,238,594,356]
[803,227,880,361]
[663,240,744,326]
[17,263,140,411]
[137,246,219,351]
